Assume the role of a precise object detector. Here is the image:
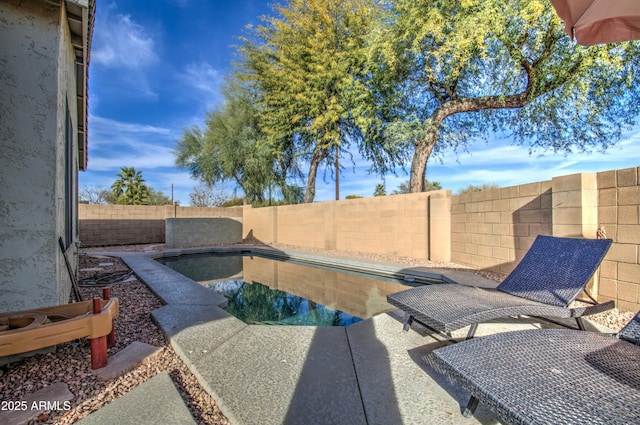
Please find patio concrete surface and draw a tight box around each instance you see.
[76,371,196,425]
[83,247,604,425]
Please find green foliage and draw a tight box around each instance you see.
[221,197,245,207]
[111,167,151,205]
[236,0,394,203]
[345,194,364,199]
[392,179,442,194]
[456,183,501,195]
[375,0,640,192]
[175,80,300,206]
[373,183,386,197]
[180,0,640,202]
[219,280,346,326]
[147,188,173,205]
[101,190,118,204]
[108,167,171,205]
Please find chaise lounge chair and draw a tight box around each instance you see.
[427,311,640,424]
[387,235,614,339]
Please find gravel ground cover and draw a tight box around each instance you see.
[1,242,634,424]
[0,253,230,425]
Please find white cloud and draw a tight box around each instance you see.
[177,62,225,109]
[92,11,158,70]
[87,116,178,171]
[182,62,222,94]
[91,116,172,137]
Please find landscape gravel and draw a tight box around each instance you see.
[1,242,634,425]
[0,253,230,425]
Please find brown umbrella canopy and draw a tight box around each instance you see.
[550,0,640,45]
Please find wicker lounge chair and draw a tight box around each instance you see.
[428,312,640,425]
[387,235,614,339]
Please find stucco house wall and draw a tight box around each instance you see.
[0,0,93,312]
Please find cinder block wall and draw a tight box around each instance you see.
[79,205,166,246]
[276,202,328,249]
[597,167,640,312]
[451,181,553,274]
[333,193,432,258]
[78,167,640,311]
[79,204,243,246]
[166,217,243,247]
[244,191,451,261]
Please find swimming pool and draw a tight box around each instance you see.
[158,252,423,326]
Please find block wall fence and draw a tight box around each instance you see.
[78,204,243,246]
[78,167,640,312]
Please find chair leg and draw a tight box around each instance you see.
[402,314,414,332]
[462,396,479,418]
[465,323,478,340]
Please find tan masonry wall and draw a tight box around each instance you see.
[449,168,640,312]
[596,167,640,312]
[450,181,553,275]
[78,204,243,246]
[243,190,451,261]
[78,167,640,312]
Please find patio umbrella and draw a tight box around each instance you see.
[550,0,640,45]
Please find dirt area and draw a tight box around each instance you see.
[0,242,634,424]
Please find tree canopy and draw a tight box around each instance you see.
[175,80,302,205]
[236,0,395,203]
[108,167,171,205]
[177,0,639,201]
[392,179,442,195]
[456,183,501,195]
[111,167,150,205]
[376,0,640,191]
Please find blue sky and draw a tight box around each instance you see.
[82,0,640,205]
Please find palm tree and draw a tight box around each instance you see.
[111,166,150,205]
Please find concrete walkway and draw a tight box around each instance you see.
[84,247,589,425]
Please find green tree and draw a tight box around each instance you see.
[237,0,387,203]
[110,167,150,205]
[147,188,173,205]
[392,179,442,195]
[373,183,386,197]
[175,80,300,206]
[221,197,245,207]
[376,0,640,192]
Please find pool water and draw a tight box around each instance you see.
[158,253,416,326]
[209,279,361,326]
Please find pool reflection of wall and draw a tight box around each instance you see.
[242,257,407,319]
[163,254,243,284]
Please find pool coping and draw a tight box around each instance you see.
[105,247,512,425]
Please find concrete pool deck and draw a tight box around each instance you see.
[83,247,604,425]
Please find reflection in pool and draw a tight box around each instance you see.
[158,253,416,326]
[209,279,361,326]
